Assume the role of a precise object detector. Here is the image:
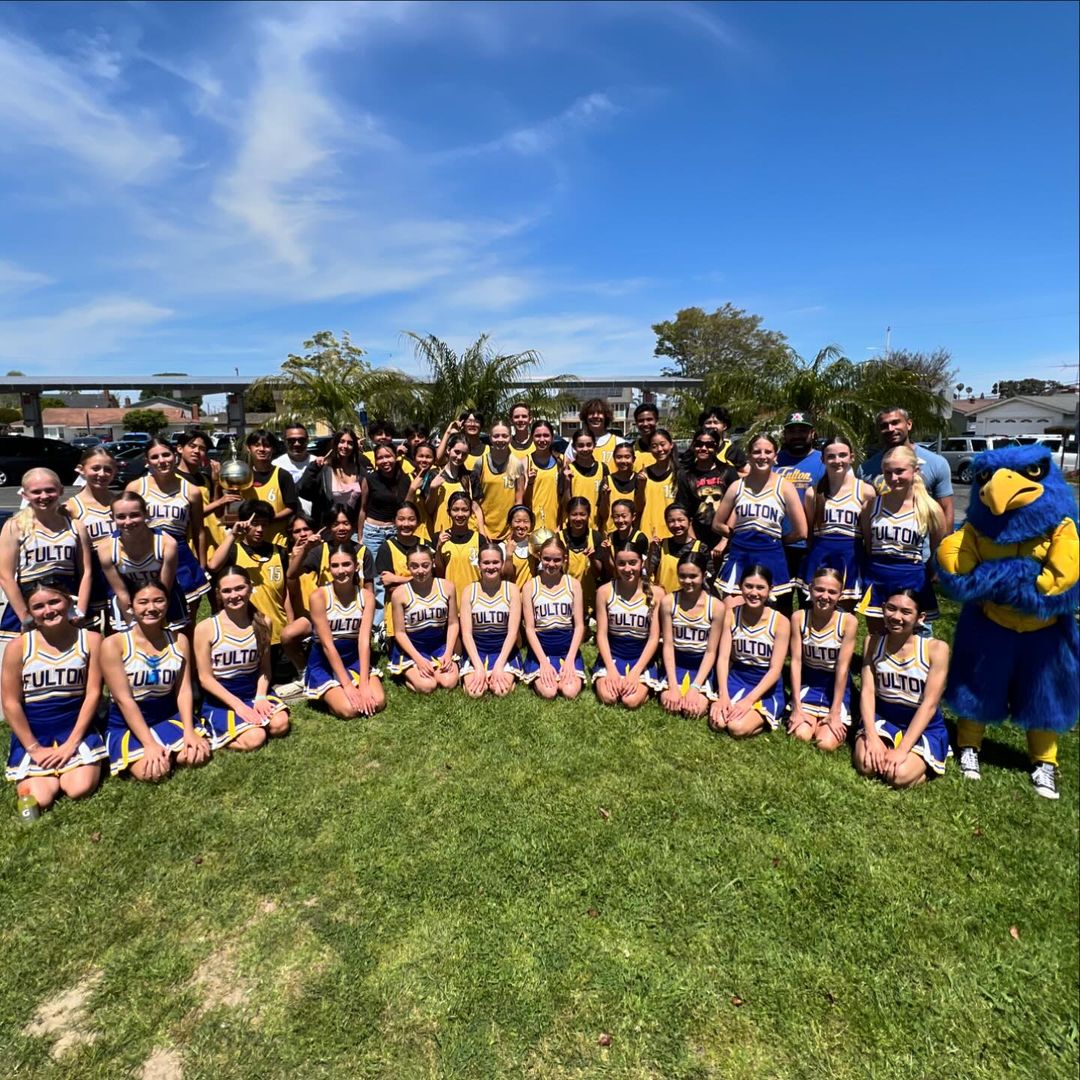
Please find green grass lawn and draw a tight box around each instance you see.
[0,601,1077,1079]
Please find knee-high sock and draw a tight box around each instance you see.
[957,718,985,750]
[1026,729,1059,767]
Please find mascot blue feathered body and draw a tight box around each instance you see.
[936,444,1078,793]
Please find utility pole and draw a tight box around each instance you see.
[885,326,892,361]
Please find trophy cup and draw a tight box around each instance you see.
[219,456,253,526]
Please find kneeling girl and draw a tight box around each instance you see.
[710,564,790,737]
[460,539,524,697]
[388,546,460,693]
[521,535,585,700]
[100,579,211,780]
[305,543,384,717]
[659,553,724,718]
[594,547,663,709]
[787,566,857,750]
[855,588,951,787]
[195,566,291,748]
[2,579,107,808]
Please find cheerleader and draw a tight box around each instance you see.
[855,587,951,787]
[459,540,524,698]
[858,444,945,632]
[522,420,565,531]
[560,496,604,615]
[649,504,707,595]
[712,434,807,610]
[562,429,610,531]
[594,547,663,708]
[799,436,873,607]
[709,565,790,737]
[521,535,585,700]
[658,552,724,718]
[127,436,209,624]
[472,419,524,541]
[374,502,423,640]
[388,546,461,692]
[100,578,211,780]
[437,491,481,599]
[787,566,858,751]
[635,429,679,542]
[0,468,92,644]
[2,580,106,807]
[604,443,638,533]
[98,492,180,630]
[66,447,117,629]
[502,505,536,588]
[304,543,384,717]
[176,430,227,559]
[195,566,291,748]
[427,434,482,535]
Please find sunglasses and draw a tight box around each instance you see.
[694,441,717,449]
[286,437,307,444]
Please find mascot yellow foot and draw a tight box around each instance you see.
[937,445,1078,797]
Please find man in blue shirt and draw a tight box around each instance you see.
[774,411,826,590]
[857,406,954,532]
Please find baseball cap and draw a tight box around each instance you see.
[783,411,814,428]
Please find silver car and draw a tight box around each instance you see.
[939,436,1017,483]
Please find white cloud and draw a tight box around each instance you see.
[0,296,172,366]
[0,30,182,183]
[0,260,54,293]
[442,275,537,311]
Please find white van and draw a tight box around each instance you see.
[1013,434,1078,473]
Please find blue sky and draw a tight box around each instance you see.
[0,1,1076,392]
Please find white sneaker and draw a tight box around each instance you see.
[1031,763,1060,800]
[958,746,981,781]
[273,679,306,702]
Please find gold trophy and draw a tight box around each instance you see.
[528,527,556,559]
[219,456,253,526]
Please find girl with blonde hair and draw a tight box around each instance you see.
[858,444,945,632]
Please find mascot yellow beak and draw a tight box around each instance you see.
[979,469,1045,515]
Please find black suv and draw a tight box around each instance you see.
[0,435,80,486]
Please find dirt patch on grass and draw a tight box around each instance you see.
[140,1046,184,1079]
[191,944,246,1012]
[23,968,103,1059]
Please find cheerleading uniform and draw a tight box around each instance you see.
[0,517,81,642]
[305,585,378,698]
[460,581,523,677]
[105,629,188,774]
[105,532,186,630]
[66,492,114,624]
[387,580,452,673]
[661,591,721,698]
[793,610,853,724]
[522,576,584,682]
[725,607,786,727]
[594,588,660,688]
[199,615,285,746]
[858,497,937,620]
[797,480,869,601]
[716,477,794,598]
[867,635,951,773]
[130,476,210,605]
[6,629,106,780]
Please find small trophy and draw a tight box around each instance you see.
[219,456,253,526]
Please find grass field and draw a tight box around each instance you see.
[0,600,1077,1079]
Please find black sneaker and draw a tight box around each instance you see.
[958,746,981,781]
[1031,763,1060,801]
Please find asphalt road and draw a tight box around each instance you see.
[0,482,975,517]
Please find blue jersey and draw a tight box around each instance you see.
[774,450,824,548]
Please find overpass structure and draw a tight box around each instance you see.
[0,373,704,439]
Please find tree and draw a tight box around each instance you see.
[992,378,1071,398]
[243,382,278,413]
[40,395,68,408]
[0,405,20,427]
[652,304,790,381]
[404,332,576,428]
[250,331,416,433]
[123,408,170,435]
[688,344,951,449]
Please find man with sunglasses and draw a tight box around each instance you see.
[272,424,314,515]
[677,431,739,560]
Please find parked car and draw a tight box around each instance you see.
[939,436,1017,483]
[110,446,148,487]
[115,432,153,450]
[1013,434,1079,473]
[70,435,105,451]
[0,435,80,486]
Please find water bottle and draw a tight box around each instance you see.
[16,784,39,824]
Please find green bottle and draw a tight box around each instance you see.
[16,785,39,824]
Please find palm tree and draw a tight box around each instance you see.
[404,332,577,426]
[685,344,950,448]
[251,331,417,433]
